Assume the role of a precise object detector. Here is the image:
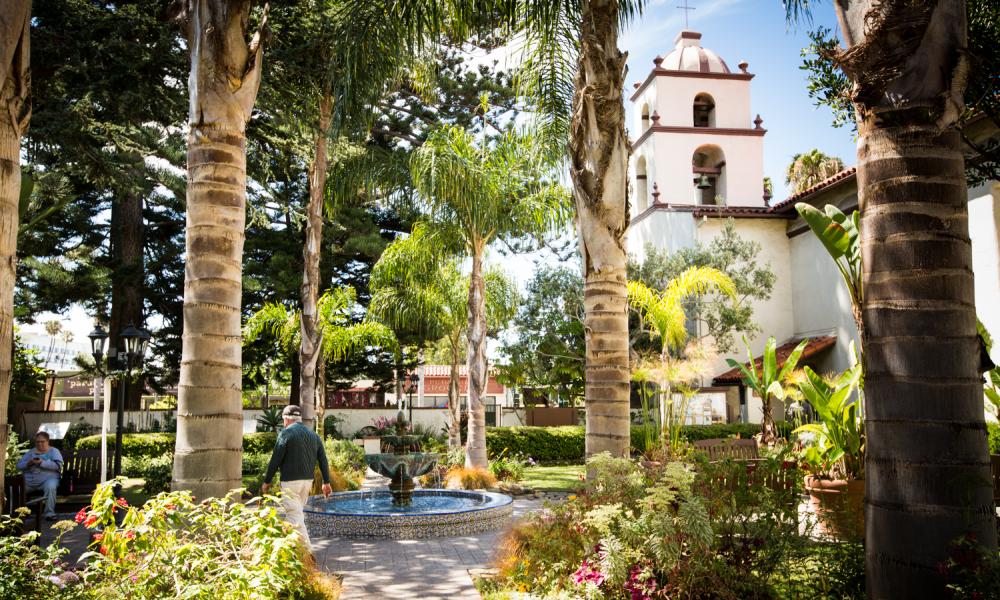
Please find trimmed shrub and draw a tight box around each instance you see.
[76,432,175,459]
[487,423,797,463]
[122,454,173,495]
[243,432,278,455]
[486,426,585,463]
[76,431,280,458]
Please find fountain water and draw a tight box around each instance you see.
[304,415,512,539]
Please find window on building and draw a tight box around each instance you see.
[693,93,716,128]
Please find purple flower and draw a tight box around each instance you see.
[624,563,658,600]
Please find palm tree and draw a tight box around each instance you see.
[0,0,31,502]
[409,125,569,467]
[369,226,518,448]
[171,0,267,499]
[242,286,398,414]
[331,0,644,463]
[627,267,735,447]
[784,149,845,193]
[786,1,997,593]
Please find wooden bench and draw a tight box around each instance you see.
[693,438,760,461]
[2,473,43,533]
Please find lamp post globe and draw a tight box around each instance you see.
[88,324,108,363]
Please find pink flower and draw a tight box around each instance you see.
[116,498,129,508]
[572,560,606,587]
[92,533,104,542]
[74,508,88,524]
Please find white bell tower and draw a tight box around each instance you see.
[629,30,767,215]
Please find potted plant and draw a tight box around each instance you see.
[793,354,864,541]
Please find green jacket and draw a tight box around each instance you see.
[264,423,331,484]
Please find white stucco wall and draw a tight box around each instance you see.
[634,132,765,207]
[653,75,753,129]
[694,217,796,378]
[968,183,1000,346]
[628,210,699,264]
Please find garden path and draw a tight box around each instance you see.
[313,470,551,599]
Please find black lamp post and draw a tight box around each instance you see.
[88,322,151,494]
[405,372,420,425]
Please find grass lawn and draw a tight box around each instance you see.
[521,464,585,492]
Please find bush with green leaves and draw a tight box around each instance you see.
[76,431,279,458]
[490,452,862,599]
[75,432,175,459]
[988,422,999,455]
[486,426,585,463]
[122,454,173,495]
[5,429,30,474]
[489,450,527,482]
[0,512,86,599]
[74,481,338,598]
[63,419,100,450]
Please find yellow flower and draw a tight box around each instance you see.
[567,495,577,501]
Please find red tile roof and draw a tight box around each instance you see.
[769,167,857,212]
[712,336,838,386]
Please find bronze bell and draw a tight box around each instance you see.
[696,174,712,190]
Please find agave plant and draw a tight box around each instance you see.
[793,351,864,481]
[256,406,284,433]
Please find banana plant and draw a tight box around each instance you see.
[795,203,863,338]
[727,336,809,446]
[793,352,865,481]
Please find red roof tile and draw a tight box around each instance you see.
[712,336,838,385]
[770,167,857,212]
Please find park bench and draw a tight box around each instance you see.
[2,473,43,533]
[693,438,760,461]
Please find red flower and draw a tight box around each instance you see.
[124,530,135,540]
[83,515,98,528]
[116,498,128,508]
[74,508,88,524]
[93,533,104,542]
[98,545,107,555]
[165,503,177,511]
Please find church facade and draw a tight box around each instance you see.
[627,30,1000,424]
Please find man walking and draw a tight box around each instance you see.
[17,431,62,521]
[262,405,332,550]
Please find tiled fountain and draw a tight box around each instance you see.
[305,422,512,539]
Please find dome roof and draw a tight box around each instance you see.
[658,31,730,74]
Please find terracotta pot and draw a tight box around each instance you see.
[804,476,865,542]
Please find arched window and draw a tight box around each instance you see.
[635,156,649,211]
[641,103,651,133]
[692,145,726,205]
[693,93,715,128]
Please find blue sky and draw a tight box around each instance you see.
[621,0,856,199]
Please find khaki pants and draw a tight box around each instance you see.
[280,479,313,550]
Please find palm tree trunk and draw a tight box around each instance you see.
[829,2,998,594]
[298,93,332,431]
[0,0,30,503]
[172,0,265,500]
[465,248,488,468]
[574,0,631,461]
[448,336,461,448]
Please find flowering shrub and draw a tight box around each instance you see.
[940,535,1000,599]
[75,480,338,598]
[490,451,860,599]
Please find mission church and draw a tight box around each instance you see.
[626,29,1000,424]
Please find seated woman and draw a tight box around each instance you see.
[17,431,63,521]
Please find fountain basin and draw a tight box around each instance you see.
[304,489,513,539]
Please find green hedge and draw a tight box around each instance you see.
[487,423,797,463]
[486,426,585,462]
[76,433,176,459]
[77,431,279,458]
[989,422,1000,455]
